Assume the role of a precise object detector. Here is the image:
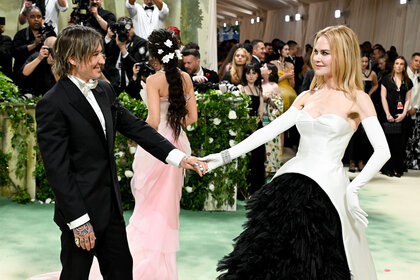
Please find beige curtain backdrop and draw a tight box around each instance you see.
[238,0,420,58]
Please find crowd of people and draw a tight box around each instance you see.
[0,1,419,279]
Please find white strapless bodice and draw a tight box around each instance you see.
[274,109,377,280]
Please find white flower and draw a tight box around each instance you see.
[164,39,173,48]
[45,198,52,204]
[229,140,235,147]
[162,52,175,64]
[232,90,240,96]
[39,200,44,204]
[185,186,193,193]
[213,118,221,125]
[124,170,134,178]
[209,183,215,192]
[228,110,237,119]
[118,176,121,181]
[229,129,237,136]
[158,49,164,54]
[209,137,214,143]
[115,151,124,158]
[129,146,137,154]
[186,125,195,131]
[175,49,182,59]
[162,54,171,64]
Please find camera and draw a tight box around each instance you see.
[71,0,91,25]
[109,21,132,42]
[38,20,55,35]
[47,47,54,58]
[136,62,155,78]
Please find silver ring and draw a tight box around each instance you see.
[199,165,204,171]
[75,239,80,245]
[193,162,199,167]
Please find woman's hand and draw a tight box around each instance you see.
[386,114,395,122]
[180,156,208,177]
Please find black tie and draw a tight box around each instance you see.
[144,6,154,11]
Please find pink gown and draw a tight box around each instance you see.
[29,94,191,280]
[125,94,191,279]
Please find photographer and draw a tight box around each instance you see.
[103,16,148,94]
[70,0,115,37]
[126,0,169,40]
[0,17,12,79]
[19,0,68,34]
[20,36,57,97]
[13,6,56,87]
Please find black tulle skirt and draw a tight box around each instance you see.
[217,173,351,280]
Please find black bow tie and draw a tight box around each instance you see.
[144,6,154,11]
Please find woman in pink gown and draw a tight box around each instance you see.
[126,29,198,279]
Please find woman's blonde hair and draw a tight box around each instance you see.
[52,25,103,79]
[309,25,363,100]
[230,48,251,85]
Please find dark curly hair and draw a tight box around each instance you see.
[148,29,187,140]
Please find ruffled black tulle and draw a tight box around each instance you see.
[217,173,351,280]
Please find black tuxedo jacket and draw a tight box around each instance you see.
[201,67,219,83]
[103,34,148,94]
[36,78,175,232]
[251,56,263,67]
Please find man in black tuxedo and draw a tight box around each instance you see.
[103,16,148,95]
[36,25,206,279]
[285,40,304,92]
[181,48,219,84]
[250,39,265,67]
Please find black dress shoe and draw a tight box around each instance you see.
[381,170,394,177]
[394,172,402,177]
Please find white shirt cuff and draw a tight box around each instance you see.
[166,149,186,167]
[122,52,129,59]
[67,214,90,230]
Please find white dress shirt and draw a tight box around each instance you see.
[126,0,169,40]
[407,67,420,118]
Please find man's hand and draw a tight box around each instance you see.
[90,4,99,18]
[38,45,50,61]
[192,75,208,83]
[73,222,96,251]
[408,107,417,116]
[24,0,33,11]
[180,156,208,177]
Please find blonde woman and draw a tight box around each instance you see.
[222,47,251,85]
[203,25,390,279]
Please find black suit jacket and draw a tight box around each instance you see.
[103,34,148,94]
[251,56,263,67]
[201,67,219,83]
[36,78,176,232]
[0,34,13,79]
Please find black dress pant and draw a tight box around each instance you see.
[383,129,406,174]
[59,206,133,280]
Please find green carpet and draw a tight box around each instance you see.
[1,170,420,279]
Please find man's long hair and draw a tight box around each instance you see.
[52,25,103,79]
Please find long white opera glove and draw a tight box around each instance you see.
[200,106,299,171]
[346,116,391,227]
